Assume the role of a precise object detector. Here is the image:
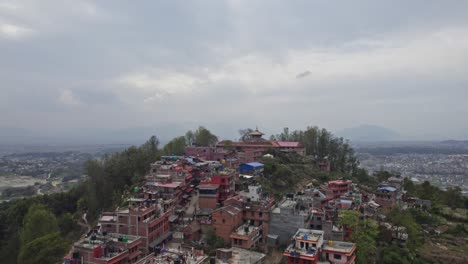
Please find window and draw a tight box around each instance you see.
[222,219,225,223]
[317,217,321,221]
[259,212,263,218]
[334,254,342,260]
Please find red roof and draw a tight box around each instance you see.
[275,141,301,147]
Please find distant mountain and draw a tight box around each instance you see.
[337,125,401,142]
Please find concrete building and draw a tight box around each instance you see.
[283,229,324,264]
[68,233,143,264]
[283,228,356,264]
[269,199,312,246]
[322,240,357,264]
[215,247,266,264]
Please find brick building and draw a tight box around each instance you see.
[211,205,243,243]
[216,128,305,163]
[198,184,220,209]
[321,180,352,201]
[375,186,397,208]
[230,223,262,250]
[99,203,172,252]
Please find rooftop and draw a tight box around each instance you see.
[149,247,208,264]
[293,228,324,243]
[275,141,301,147]
[377,186,397,192]
[76,233,140,250]
[216,247,266,264]
[322,240,356,254]
[215,205,242,216]
[280,199,297,208]
[233,224,261,236]
[328,180,352,185]
[198,183,220,189]
[243,162,264,167]
[152,182,182,188]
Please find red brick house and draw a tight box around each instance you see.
[99,203,172,252]
[211,205,243,243]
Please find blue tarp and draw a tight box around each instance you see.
[378,186,396,192]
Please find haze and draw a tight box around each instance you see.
[1,0,468,144]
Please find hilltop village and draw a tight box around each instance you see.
[61,128,458,264]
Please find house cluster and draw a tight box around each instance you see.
[65,129,361,264]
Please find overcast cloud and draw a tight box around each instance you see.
[1,0,468,142]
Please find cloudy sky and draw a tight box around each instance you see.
[1,0,468,142]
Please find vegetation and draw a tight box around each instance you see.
[339,210,379,264]
[0,136,161,264]
[205,228,226,256]
[161,126,218,155]
[271,126,359,173]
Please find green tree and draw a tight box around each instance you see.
[185,130,195,146]
[20,204,59,245]
[17,232,68,264]
[339,210,379,264]
[388,209,423,250]
[193,126,218,146]
[162,136,187,155]
[206,228,225,255]
[380,245,412,264]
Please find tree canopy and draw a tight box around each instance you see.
[339,210,379,264]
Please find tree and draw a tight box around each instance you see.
[206,228,225,255]
[193,126,218,146]
[388,208,423,251]
[185,130,195,146]
[20,204,59,245]
[238,128,254,141]
[339,210,379,264]
[17,232,68,264]
[162,136,186,155]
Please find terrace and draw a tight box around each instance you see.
[283,229,324,260]
[322,240,356,254]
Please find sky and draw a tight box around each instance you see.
[1,0,468,143]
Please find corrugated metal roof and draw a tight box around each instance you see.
[244,162,264,167]
[378,186,396,192]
